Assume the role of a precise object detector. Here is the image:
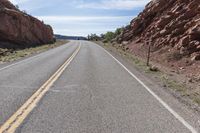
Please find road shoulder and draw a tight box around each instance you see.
[0,40,69,66]
[95,41,200,131]
[0,40,69,70]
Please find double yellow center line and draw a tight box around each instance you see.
[0,44,81,133]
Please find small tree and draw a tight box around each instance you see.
[104,32,115,42]
[88,34,100,41]
[114,28,123,36]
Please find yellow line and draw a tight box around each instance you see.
[0,44,81,133]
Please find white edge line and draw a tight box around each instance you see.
[96,43,197,133]
[0,42,70,72]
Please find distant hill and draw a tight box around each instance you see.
[55,34,87,40]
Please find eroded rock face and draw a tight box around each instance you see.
[117,0,200,60]
[0,0,54,49]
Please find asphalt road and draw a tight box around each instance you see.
[0,41,199,133]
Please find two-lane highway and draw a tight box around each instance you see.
[0,41,79,126]
[0,41,199,133]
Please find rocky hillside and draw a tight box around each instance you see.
[117,0,200,62]
[0,0,54,49]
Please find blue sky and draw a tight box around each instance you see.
[10,0,150,37]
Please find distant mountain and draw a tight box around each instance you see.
[55,34,87,40]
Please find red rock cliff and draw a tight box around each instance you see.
[118,0,200,61]
[0,0,54,48]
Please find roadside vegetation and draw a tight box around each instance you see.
[88,27,123,43]
[0,40,68,63]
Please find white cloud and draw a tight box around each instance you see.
[35,15,135,36]
[36,16,134,22]
[77,0,151,10]
[7,0,146,36]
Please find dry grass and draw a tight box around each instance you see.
[0,40,69,63]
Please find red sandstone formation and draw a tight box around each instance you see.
[118,0,200,61]
[0,0,54,49]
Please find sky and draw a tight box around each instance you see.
[9,0,151,37]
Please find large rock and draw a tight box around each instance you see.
[117,0,200,61]
[0,0,54,49]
